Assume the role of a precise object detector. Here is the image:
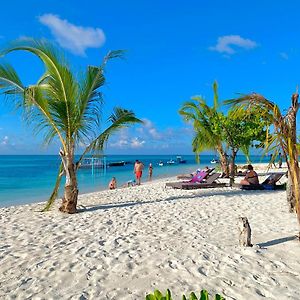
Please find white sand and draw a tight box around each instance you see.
[0,164,299,299]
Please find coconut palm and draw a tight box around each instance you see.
[0,39,142,213]
[226,92,300,238]
[179,81,229,175]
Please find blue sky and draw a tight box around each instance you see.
[0,0,299,155]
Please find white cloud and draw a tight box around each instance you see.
[130,137,145,148]
[142,118,162,139]
[39,14,105,55]
[107,119,194,153]
[209,35,257,55]
[1,136,9,145]
[109,139,129,148]
[280,52,289,60]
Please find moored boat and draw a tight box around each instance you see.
[210,158,220,164]
[176,156,187,164]
[108,161,126,167]
[166,159,175,165]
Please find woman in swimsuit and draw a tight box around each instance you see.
[240,164,259,185]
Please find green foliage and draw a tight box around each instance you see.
[178,81,226,162]
[146,289,225,300]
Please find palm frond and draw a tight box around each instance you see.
[0,62,25,107]
[3,39,78,146]
[77,108,143,166]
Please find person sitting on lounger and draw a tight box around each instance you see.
[240,164,259,185]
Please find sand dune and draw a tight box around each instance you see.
[0,167,299,299]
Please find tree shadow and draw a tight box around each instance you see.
[257,235,298,248]
[77,188,282,213]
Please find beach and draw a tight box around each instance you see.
[0,164,299,299]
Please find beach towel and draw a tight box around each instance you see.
[189,171,207,183]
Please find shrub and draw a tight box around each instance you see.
[146,289,225,300]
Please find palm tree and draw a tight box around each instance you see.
[226,92,300,238]
[179,81,229,175]
[0,39,142,213]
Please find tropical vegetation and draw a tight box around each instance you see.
[146,289,225,300]
[226,92,300,237]
[179,81,229,176]
[179,81,269,180]
[0,39,142,213]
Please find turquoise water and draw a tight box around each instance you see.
[0,154,270,207]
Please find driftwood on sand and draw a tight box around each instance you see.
[238,217,252,247]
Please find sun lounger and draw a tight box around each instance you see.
[177,168,215,180]
[241,172,286,190]
[166,173,226,189]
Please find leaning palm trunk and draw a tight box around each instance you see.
[284,93,300,229]
[59,149,78,214]
[287,175,296,213]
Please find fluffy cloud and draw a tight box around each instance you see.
[109,137,145,149]
[209,35,257,55]
[39,14,105,55]
[1,136,9,145]
[140,119,162,139]
[107,119,194,153]
[130,137,145,148]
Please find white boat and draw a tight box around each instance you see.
[210,158,220,164]
[176,156,187,164]
[167,159,175,165]
[158,161,164,167]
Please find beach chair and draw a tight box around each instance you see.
[166,173,225,189]
[241,172,286,190]
[177,168,215,180]
[169,170,209,187]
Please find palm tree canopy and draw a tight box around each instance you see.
[0,39,143,155]
[179,95,224,154]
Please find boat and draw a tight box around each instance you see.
[210,158,220,164]
[166,159,175,165]
[176,156,187,164]
[108,161,126,167]
[158,161,164,167]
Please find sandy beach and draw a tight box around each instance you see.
[0,164,299,299]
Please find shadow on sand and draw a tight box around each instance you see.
[77,188,284,213]
[258,235,298,248]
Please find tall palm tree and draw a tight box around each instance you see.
[0,39,142,213]
[226,92,300,238]
[179,81,229,175]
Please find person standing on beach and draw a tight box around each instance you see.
[134,160,144,185]
[148,163,153,180]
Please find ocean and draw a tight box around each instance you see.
[0,154,270,208]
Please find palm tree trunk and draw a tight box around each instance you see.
[286,92,300,238]
[287,173,296,213]
[229,149,237,186]
[59,149,78,214]
[217,146,229,177]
